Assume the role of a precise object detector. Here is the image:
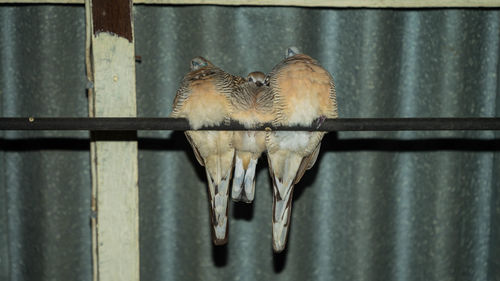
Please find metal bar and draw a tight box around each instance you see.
[1,0,500,7]
[1,117,500,131]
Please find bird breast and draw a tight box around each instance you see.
[275,63,333,126]
[181,82,231,129]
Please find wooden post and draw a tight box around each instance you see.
[85,1,139,280]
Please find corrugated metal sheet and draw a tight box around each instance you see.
[1,5,499,281]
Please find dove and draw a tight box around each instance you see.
[230,71,274,203]
[170,56,245,245]
[265,47,338,252]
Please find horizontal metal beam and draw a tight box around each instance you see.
[1,117,500,131]
[1,0,499,7]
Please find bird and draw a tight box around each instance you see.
[230,71,274,203]
[170,56,245,245]
[265,47,338,252]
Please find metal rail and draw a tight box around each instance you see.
[1,117,500,131]
[1,0,499,7]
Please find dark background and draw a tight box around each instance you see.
[0,5,499,281]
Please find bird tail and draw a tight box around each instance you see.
[206,167,232,245]
[232,152,258,203]
[267,153,302,253]
[271,176,295,253]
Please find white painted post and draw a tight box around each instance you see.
[85,0,140,280]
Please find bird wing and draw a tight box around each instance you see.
[293,142,321,185]
[184,132,204,166]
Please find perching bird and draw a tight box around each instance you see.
[230,71,274,203]
[266,47,338,252]
[170,56,245,245]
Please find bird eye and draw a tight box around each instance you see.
[248,77,254,82]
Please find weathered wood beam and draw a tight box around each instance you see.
[1,0,500,7]
[86,0,139,280]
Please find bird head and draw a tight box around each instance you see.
[190,56,213,71]
[247,71,266,87]
[285,46,301,58]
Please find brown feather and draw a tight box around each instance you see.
[184,132,204,166]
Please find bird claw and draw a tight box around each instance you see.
[315,115,327,130]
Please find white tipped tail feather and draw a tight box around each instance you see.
[206,167,232,244]
[232,153,258,203]
[272,178,295,252]
[267,152,303,253]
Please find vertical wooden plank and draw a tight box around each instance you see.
[85,0,139,281]
[84,2,99,280]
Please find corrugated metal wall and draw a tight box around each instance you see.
[1,5,499,281]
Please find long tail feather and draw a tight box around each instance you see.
[231,154,245,201]
[232,154,258,203]
[267,151,303,252]
[243,157,258,202]
[206,168,231,245]
[272,177,295,253]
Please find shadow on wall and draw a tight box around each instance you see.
[1,134,498,152]
[2,133,499,270]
